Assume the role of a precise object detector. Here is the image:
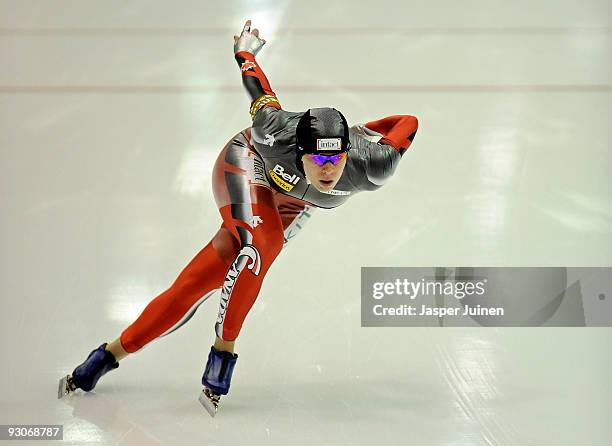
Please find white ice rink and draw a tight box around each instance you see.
[1,1,612,445]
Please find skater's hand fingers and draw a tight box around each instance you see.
[252,28,266,44]
[241,20,252,35]
[234,19,266,56]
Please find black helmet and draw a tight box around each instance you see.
[296,107,351,154]
[295,107,350,173]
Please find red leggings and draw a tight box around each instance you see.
[120,130,313,352]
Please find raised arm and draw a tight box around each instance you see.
[233,20,282,120]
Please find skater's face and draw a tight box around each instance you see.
[302,152,347,192]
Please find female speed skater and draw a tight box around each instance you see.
[58,20,419,416]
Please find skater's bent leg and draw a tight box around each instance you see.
[214,197,284,342]
[199,211,283,400]
[199,132,283,403]
[210,134,287,344]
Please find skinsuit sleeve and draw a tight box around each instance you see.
[234,49,282,120]
[234,50,301,151]
[351,115,419,190]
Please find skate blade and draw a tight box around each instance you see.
[57,375,70,399]
[198,389,219,417]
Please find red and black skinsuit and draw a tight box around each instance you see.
[120,51,419,352]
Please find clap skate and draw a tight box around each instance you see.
[58,343,119,398]
[58,375,78,398]
[199,388,222,416]
[198,346,238,417]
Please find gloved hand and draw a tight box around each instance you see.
[233,19,266,56]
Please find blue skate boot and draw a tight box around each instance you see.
[58,343,119,398]
[198,346,238,417]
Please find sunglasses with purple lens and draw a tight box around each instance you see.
[304,152,347,166]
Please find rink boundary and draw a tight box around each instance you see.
[1,84,611,94]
